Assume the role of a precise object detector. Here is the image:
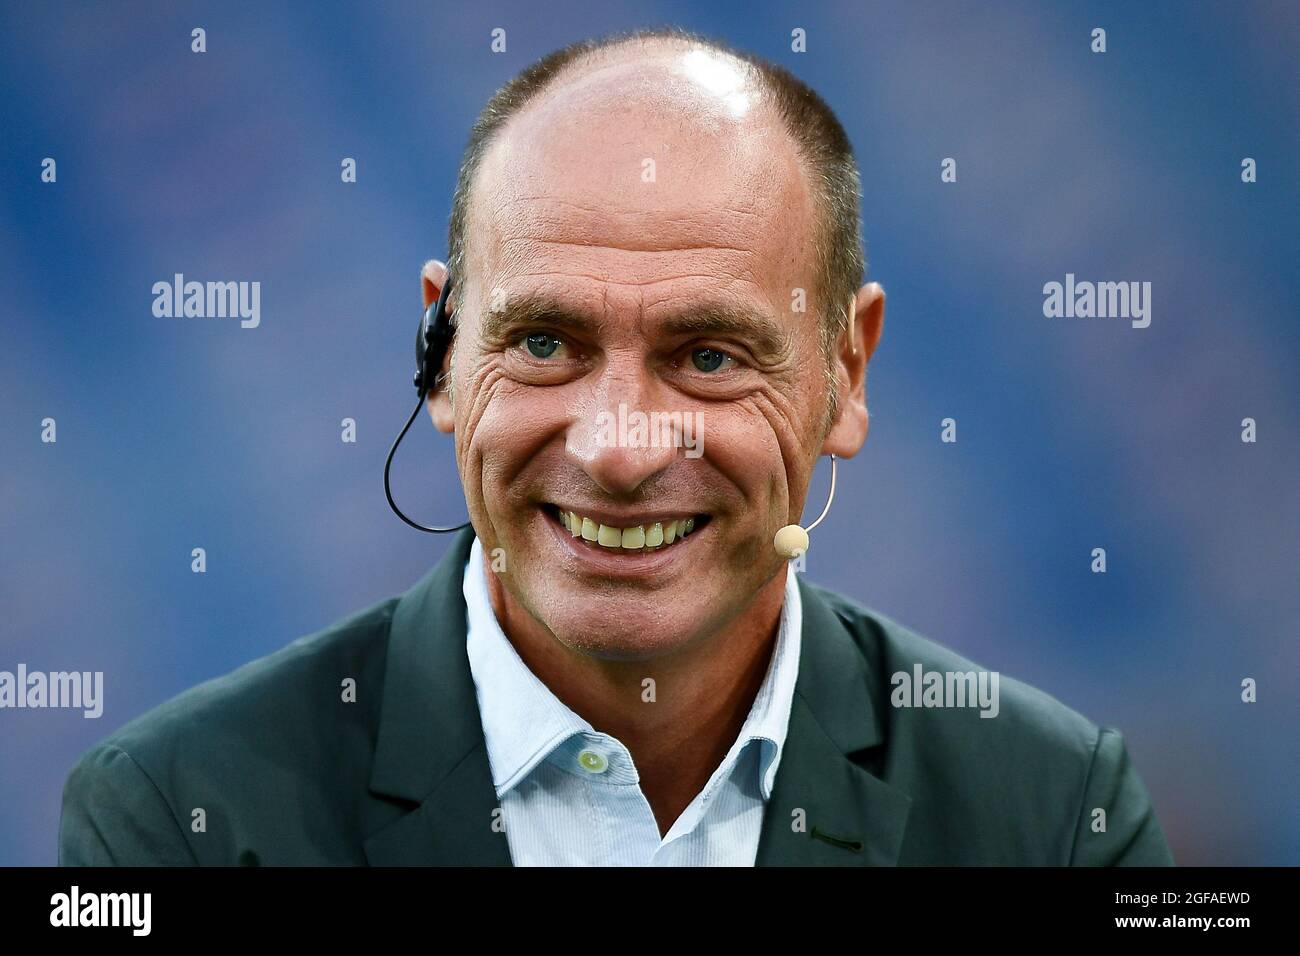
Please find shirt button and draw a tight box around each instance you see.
[577,749,609,773]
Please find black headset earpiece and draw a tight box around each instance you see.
[414,273,455,395]
[384,273,471,534]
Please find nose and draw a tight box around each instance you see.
[566,354,681,496]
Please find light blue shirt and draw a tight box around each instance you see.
[462,536,802,866]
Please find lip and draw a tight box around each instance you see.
[539,505,707,579]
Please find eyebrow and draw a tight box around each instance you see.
[478,291,793,361]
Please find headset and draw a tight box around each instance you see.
[382,270,838,557]
[382,273,472,534]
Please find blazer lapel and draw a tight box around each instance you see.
[756,577,912,866]
[363,527,512,866]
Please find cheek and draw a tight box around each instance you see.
[727,392,820,522]
[462,378,566,505]
[695,405,788,526]
[698,407,778,477]
[723,392,803,474]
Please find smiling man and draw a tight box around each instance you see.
[59,27,1174,867]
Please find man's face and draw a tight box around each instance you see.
[438,49,844,660]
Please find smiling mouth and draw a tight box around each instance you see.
[541,504,711,553]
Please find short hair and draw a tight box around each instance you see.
[445,26,865,432]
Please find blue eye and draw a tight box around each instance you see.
[525,333,561,359]
[691,347,729,372]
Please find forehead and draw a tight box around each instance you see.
[467,47,817,314]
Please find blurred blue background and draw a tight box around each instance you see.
[2,0,1296,866]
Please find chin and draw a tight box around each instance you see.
[543,606,703,662]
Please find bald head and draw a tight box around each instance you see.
[445,29,865,378]
[463,42,815,334]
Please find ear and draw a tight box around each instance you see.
[821,282,885,458]
[420,259,456,434]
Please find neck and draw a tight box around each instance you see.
[486,558,789,835]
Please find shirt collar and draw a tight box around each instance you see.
[463,536,802,800]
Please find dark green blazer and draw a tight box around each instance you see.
[59,527,1173,866]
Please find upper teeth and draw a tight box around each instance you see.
[558,509,697,550]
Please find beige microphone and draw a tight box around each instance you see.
[773,453,838,559]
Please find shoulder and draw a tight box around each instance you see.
[807,581,1100,752]
[803,582,1160,864]
[61,595,400,863]
[99,596,398,771]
